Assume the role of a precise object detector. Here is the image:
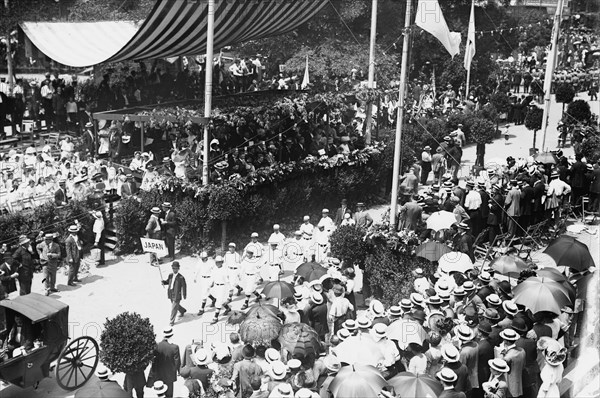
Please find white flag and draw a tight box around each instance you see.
[301,55,310,89]
[415,0,461,58]
[464,0,476,71]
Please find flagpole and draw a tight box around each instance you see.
[364,0,378,145]
[202,0,215,186]
[465,68,471,99]
[541,0,564,151]
[464,0,476,99]
[390,0,412,228]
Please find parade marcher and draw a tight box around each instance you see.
[210,256,232,324]
[224,243,243,297]
[195,251,215,315]
[319,209,335,235]
[267,224,286,248]
[161,261,187,326]
[313,223,330,263]
[160,202,177,261]
[266,241,283,281]
[146,207,163,264]
[244,232,265,264]
[37,233,61,295]
[285,231,305,269]
[240,248,261,310]
[12,235,35,295]
[65,225,82,287]
[299,216,314,237]
[150,326,181,398]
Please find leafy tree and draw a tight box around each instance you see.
[580,135,600,164]
[470,117,496,145]
[100,312,156,375]
[555,83,575,112]
[329,225,371,267]
[566,99,592,125]
[524,106,543,150]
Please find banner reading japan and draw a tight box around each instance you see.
[140,238,168,257]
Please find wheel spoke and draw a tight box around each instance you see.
[63,365,76,387]
[76,344,94,361]
[77,366,87,384]
[73,364,79,387]
[79,354,96,363]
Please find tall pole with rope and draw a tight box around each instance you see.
[202,0,215,186]
[540,0,564,151]
[390,0,412,228]
[364,0,378,145]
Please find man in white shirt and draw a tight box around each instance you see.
[195,251,215,315]
[464,181,483,236]
[267,224,285,248]
[299,216,314,237]
[285,231,305,269]
[129,151,144,171]
[452,124,466,147]
[240,249,261,310]
[209,256,231,324]
[421,146,432,185]
[319,209,335,235]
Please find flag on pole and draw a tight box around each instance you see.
[464,0,476,71]
[415,0,461,58]
[301,55,310,89]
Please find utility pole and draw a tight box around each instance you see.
[364,0,378,145]
[4,0,14,95]
[202,0,215,186]
[390,0,412,228]
[540,0,564,151]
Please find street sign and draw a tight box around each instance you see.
[140,238,168,257]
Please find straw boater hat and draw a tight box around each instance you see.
[437,367,458,383]
[369,323,388,341]
[274,383,294,397]
[68,225,80,233]
[410,293,425,308]
[270,360,287,380]
[163,326,174,338]
[193,349,211,366]
[265,348,281,363]
[151,207,161,214]
[323,355,341,373]
[499,328,520,342]
[369,300,385,317]
[441,344,460,363]
[486,294,502,307]
[356,316,372,329]
[288,359,302,371]
[293,291,304,302]
[456,325,475,342]
[18,235,30,246]
[502,300,519,316]
[336,328,351,341]
[399,299,413,311]
[462,281,476,292]
[342,319,357,331]
[488,358,510,373]
[389,306,402,317]
[453,287,467,297]
[153,381,168,395]
[478,271,491,283]
[96,365,110,379]
[426,296,443,306]
[296,388,314,398]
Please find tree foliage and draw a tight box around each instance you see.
[100,312,156,375]
[555,83,575,105]
[525,106,543,132]
[580,135,600,164]
[329,225,371,267]
[470,117,497,144]
[566,99,592,125]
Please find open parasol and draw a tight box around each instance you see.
[513,276,573,314]
[534,151,558,165]
[388,372,443,398]
[278,322,322,357]
[328,365,388,398]
[415,241,451,262]
[245,303,282,319]
[386,319,430,350]
[262,281,295,299]
[438,252,473,274]
[295,261,328,281]
[426,211,457,232]
[543,235,596,271]
[490,255,529,277]
[239,314,282,345]
[334,334,385,366]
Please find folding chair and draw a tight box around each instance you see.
[581,196,599,225]
[473,227,492,261]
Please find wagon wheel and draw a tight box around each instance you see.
[55,336,99,391]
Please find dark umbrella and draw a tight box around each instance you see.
[239,314,282,345]
[388,372,443,398]
[295,261,327,281]
[513,276,572,314]
[415,241,451,262]
[245,303,282,319]
[490,255,529,277]
[75,379,129,398]
[328,365,388,398]
[227,310,246,325]
[534,151,558,164]
[536,268,576,301]
[543,235,595,271]
[262,281,295,299]
[278,322,322,357]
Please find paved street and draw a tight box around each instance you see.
[2,93,599,397]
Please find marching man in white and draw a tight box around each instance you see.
[267,224,286,248]
[299,216,314,237]
[285,231,306,270]
[244,232,265,281]
[241,248,261,310]
[266,240,283,281]
[314,222,330,263]
[210,256,231,324]
[194,251,215,315]
[224,242,242,300]
[319,209,336,235]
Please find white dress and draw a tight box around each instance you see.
[537,363,563,398]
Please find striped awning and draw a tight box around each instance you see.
[21,0,327,68]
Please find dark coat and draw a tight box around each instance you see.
[456,233,475,263]
[590,166,600,194]
[516,336,539,387]
[164,273,187,302]
[180,366,214,391]
[54,188,68,205]
[533,180,546,213]
[12,246,34,283]
[439,389,467,398]
[520,185,535,216]
[0,261,18,294]
[569,161,587,188]
[306,302,329,337]
[445,361,471,393]
[479,190,490,219]
[65,235,81,264]
[162,210,178,236]
[153,339,181,384]
[477,338,494,385]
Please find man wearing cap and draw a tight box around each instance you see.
[11,235,34,295]
[194,252,215,315]
[209,256,232,324]
[266,241,283,281]
[268,224,285,249]
[160,202,177,261]
[240,249,262,310]
[299,216,314,238]
[161,261,187,326]
[244,232,264,263]
[37,233,61,295]
[353,202,373,230]
[456,325,479,393]
[151,327,181,397]
[119,174,138,199]
[285,231,305,269]
[437,367,466,398]
[333,199,351,226]
[494,328,525,398]
[224,243,243,298]
[319,209,335,235]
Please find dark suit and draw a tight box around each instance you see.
[475,338,494,398]
[516,336,539,397]
[0,261,18,295]
[163,272,187,325]
[120,181,138,199]
[519,185,535,233]
[162,210,177,260]
[456,232,475,263]
[496,345,525,398]
[590,166,600,212]
[180,365,214,391]
[398,201,422,231]
[334,206,351,226]
[12,246,34,295]
[446,361,471,394]
[65,234,81,285]
[439,388,467,398]
[306,302,329,339]
[532,180,546,223]
[54,188,68,206]
[153,339,181,398]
